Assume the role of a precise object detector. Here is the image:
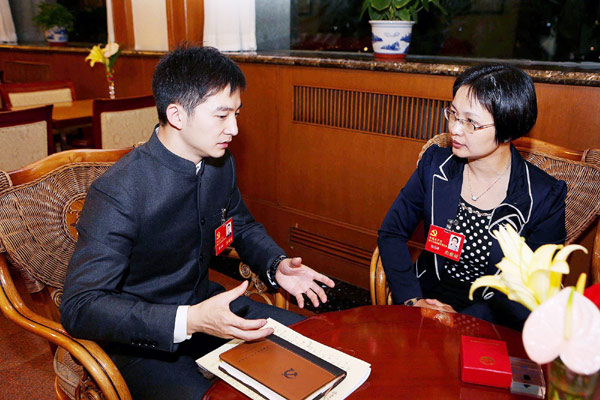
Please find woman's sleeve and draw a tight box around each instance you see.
[377,147,434,303]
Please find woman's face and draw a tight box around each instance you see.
[449,86,501,161]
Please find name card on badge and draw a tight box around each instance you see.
[215,217,233,256]
[425,224,465,262]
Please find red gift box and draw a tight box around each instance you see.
[460,335,512,388]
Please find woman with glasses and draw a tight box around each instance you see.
[378,64,566,330]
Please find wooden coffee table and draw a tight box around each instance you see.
[203,305,537,399]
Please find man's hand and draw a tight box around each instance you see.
[414,298,456,313]
[275,257,335,308]
[186,280,273,341]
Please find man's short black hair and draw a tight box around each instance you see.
[452,64,537,143]
[152,45,246,125]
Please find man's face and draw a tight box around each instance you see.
[178,86,242,161]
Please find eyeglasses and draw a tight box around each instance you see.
[443,108,494,134]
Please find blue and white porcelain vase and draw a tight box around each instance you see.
[44,26,68,46]
[369,20,415,60]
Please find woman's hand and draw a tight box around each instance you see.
[415,298,456,313]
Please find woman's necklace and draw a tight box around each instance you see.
[466,162,510,202]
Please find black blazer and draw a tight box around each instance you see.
[378,144,567,329]
[61,132,285,352]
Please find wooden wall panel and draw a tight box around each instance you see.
[0,49,156,99]
[231,63,281,204]
[166,0,204,49]
[1,46,598,287]
[112,0,135,49]
[235,62,600,287]
[3,60,51,82]
[532,82,600,150]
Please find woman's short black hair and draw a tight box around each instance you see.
[452,64,537,143]
[152,45,246,125]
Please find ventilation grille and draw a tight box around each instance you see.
[293,86,450,141]
[289,227,372,267]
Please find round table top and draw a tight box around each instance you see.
[203,305,536,399]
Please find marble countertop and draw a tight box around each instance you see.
[2,43,599,87]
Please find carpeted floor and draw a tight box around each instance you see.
[211,256,372,314]
[0,312,55,400]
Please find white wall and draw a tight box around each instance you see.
[131,0,168,51]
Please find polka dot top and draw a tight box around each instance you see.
[444,198,494,284]
[426,197,495,311]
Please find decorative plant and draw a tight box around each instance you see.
[469,224,600,377]
[469,224,586,311]
[361,0,446,22]
[85,42,121,99]
[33,2,74,31]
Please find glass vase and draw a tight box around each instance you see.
[106,69,115,99]
[548,358,600,400]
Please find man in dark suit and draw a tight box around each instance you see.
[61,46,335,399]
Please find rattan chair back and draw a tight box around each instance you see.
[0,148,133,400]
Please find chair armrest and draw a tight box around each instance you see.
[370,247,392,305]
[0,254,131,400]
[220,247,290,309]
[593,220,600,285]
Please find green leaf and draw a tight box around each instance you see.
[410,7,418,22]
[107,49,121,71]
[360,0,371,19]
[368,7,387,20]
[429,0,447,14]
[396,8,411,21]
[371,0,392,11]
[393,0,411,8]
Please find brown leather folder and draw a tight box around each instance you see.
[219,334,346,400]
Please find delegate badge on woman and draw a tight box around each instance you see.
[425,224,465,261]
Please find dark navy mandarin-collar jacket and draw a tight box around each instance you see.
[378,144,566,329]
[61,131,285,352]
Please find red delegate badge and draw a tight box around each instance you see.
[425,224,465,262]
[215,217,233,256]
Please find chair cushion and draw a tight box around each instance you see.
[8,88,72,108]
[0,121,48,171]
[100,106,156,149]
[0,162,113,289]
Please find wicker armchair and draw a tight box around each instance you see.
[92,95,157,149]
[371,134,600,305]
[0,148,289,399]
[0,148,132,400]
